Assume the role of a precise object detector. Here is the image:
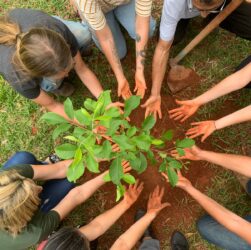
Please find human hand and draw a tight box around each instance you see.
[162,171,192,190]
[134,72,147,99]
[146,186,170,216]
[118,79,132,100]
[122,160,132,173]
[141,95,162,120]
[170,145,202,161]
[186,120,216,142]
[123,180,144,206]
[168,99,200,122]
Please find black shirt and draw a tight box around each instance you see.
[0,8,79,99]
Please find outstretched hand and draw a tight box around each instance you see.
[118,79,132,100]
[134,73,147,99]
[169,99,200,122]
[171,145,202,161]
[186,120,216,142]
[141,95,162,120]
[147,186,170,216]
[123,180,144,206]
[162,171,192,190]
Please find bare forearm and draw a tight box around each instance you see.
[77,66,103,98]
[32,160,72,180]
[185,186,251,244]
[200,150,251,177]
[111,213,155,250]
[73,171,107,205]
[97,26,125,82]
[135,15,150,73]
[194,63,251,105]
[80,200,131,241]
[151,41,171,96]
[215,105,251,130]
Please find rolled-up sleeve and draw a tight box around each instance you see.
[76,0,106,30]
[135,0,152,17]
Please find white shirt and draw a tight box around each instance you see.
[160,0,200,41]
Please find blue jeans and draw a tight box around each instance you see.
[197,214,251,250]
[87,0,156,59]
[3,151,75,213]
[139,239,160,250]
[53,16,92,49]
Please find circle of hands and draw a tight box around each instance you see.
[116,74,216,142]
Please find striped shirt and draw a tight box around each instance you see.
[75,0,152,30]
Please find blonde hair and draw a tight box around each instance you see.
[0,13,72,78]
[0,170,41,236]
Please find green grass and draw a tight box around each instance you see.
[1,0,251,249]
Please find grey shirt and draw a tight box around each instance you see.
[160,0,200,41]
[0,8,79,99]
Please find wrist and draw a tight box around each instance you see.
[192,97,204,106]
[145,211,157,220]
[121,199,134,209]
[214,119,221,130]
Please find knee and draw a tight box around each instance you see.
[11,151,37,163]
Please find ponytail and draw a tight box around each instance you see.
[0,13,72,79]
[0,15,22,45]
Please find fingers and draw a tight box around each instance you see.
[157,108,162,119]
[201,132,210,142]
[112,143,120,152]
[168,107,183,115]
[141,99,151,108]
[180,115,189,123]
[161,172,168,181]
[160,202,171,209]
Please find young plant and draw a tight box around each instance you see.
[41,91,194,200]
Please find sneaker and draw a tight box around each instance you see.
[51,81,75,97]
[135,210,155,241]
[170,231,189,250]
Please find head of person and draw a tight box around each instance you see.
[0,170,42,236]
[0,13,73,80]
[192,0,226,17]
[44,227,90,250]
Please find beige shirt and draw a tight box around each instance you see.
[75,0,152,30]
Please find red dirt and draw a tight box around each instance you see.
[89,95,218,249]
[167,65,201,93]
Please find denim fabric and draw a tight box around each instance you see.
[86,0,156,59]
[53,16,92,49]
[2,151,75,213]
[139,239,160,250]
[197,214,251,250]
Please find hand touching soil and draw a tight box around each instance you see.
[141,95,162,120]
[123,180,144,206]
[186,121,216,142]
[169,99,200,122]
[134,73,147,98]
[171,145,202,161]
[118,79,132,100]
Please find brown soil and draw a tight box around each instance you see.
[90,95,218,249]
[167,65,201,94]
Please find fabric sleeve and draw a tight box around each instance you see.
[37,211,61,242]
[1,164,34,179]
[75,0,106,30]
[159,0,181,41]
[135,0,152,17]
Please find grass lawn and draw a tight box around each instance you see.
[1,0,251,249]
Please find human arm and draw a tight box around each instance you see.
[80,181,144,241]
[74,51,103,98]
[163,172,251,245]
[168,62,251,122]
[111,186,169,250]
[141,39,172,120]
[31,160,72,181]
[33,90,70,120]
[95,25,131,99]
[134,15,150,98]
[186,105,251,142]
[52,170,107,220]
[172,145,251,178]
